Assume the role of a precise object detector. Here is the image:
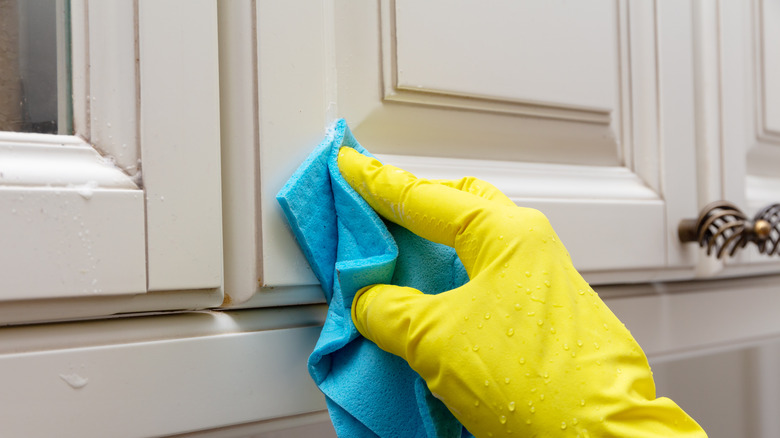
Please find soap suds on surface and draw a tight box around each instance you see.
[60,373,89,389]
[75,181,98,200]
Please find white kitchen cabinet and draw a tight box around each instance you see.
[0,0,224,324]
[3,1,780,437]
[219,0,780,305]
[225,0,704,306]
[218,1,780,436]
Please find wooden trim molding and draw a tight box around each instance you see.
[0,133,138,189]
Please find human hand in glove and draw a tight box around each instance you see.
[337,147,706,438]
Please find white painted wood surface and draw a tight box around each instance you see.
[0,314,326,438]
[218,1,264,305]
[0,0,224,320]
[85,0,139,176]
[254,0,329,290]
[0,135,145,300]
[4,275,780,437]
[760,0,780,135]
[608,275,780,437]
[350,0,624,165]
[249,0,700,293]
[656,0,700,269]
[139,0,223,292]
[0,133,138,188]
[4,2,780,437]
[378,153,666,272]
[219,0,335,306]
[700,0,780,276]
[168,412,338,438]
[392,0,618,112]
[651,339,780,438]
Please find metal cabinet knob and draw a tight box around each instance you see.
[678,201,779,259]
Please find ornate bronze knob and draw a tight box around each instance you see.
[678,201,780,259]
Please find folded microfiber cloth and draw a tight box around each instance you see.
[277,119,474,437]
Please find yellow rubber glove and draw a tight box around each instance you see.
[337,147,706,438]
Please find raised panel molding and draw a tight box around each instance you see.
[335,0,639,167]
[0,134,146,300]
[381,86,612,125]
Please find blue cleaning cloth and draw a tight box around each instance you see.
[276,119,474,437]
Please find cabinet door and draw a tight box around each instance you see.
[698,0,780,276]
[223,0,701,305]
[0,1,223,324]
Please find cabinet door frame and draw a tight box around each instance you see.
[0,0,224,324]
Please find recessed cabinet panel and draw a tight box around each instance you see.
[393,0,618,111]
[336,0,624,167]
